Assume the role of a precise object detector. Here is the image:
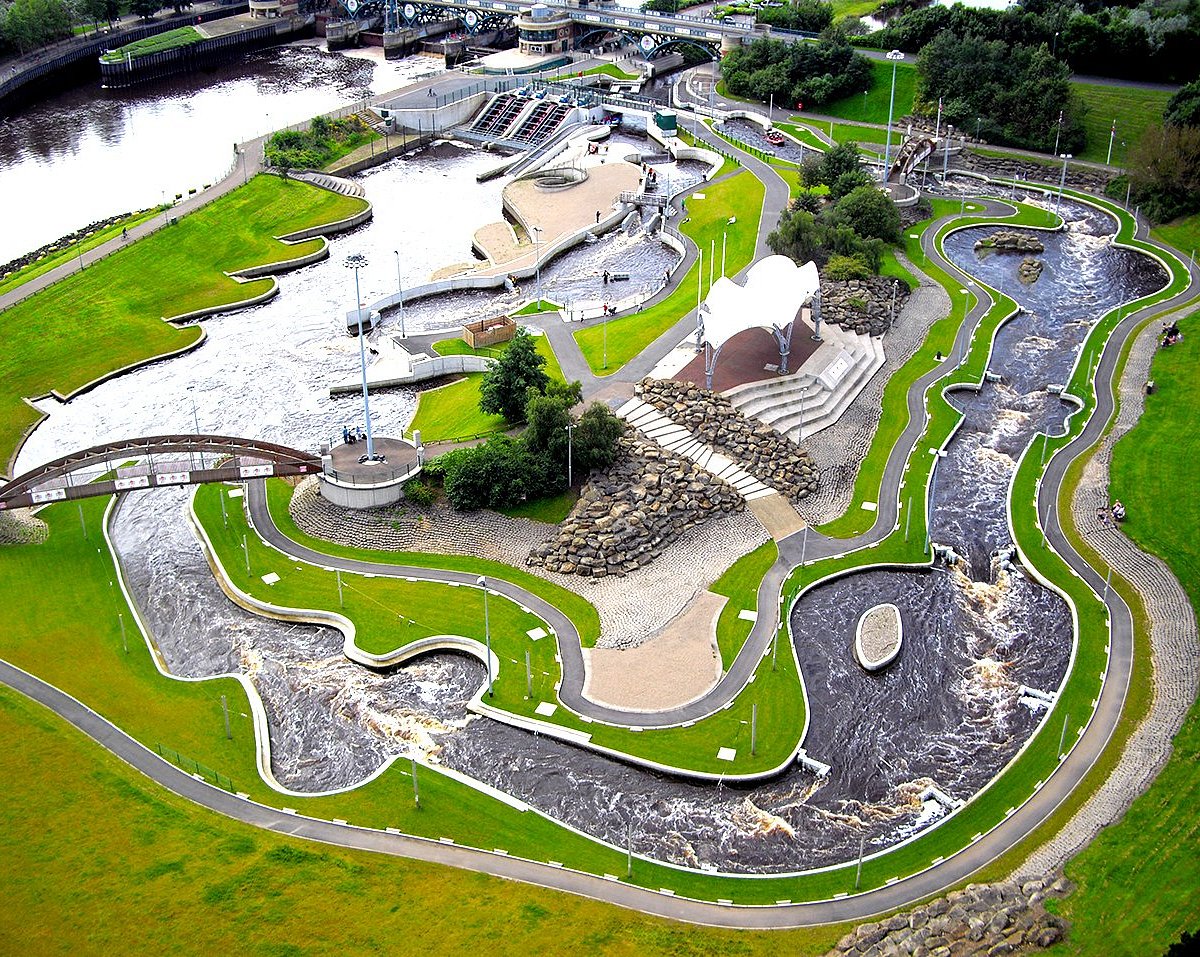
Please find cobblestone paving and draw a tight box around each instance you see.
[289,479,769,650]
[799,263,951,524]
[1015,319,1200,878]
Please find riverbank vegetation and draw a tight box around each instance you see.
[265,115,379,174]
[0,175,366,475]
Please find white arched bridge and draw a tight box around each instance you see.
[0,435,321,511]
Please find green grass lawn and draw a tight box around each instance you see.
[552,63,639,82]
[1048,309,1200,954]
[574,170,765,374]
[708,539,778,669]
[414,334,563,443]
[0,684,849,956]
[829,122,903,150]
[0,208,159,298]
[819,60,917,125]
[1153,211,1200,263]
[497,488,578,523]
[1069,81,1171,166]
[776,122,830,152]
[100,25,203,61]
[0,175,366,476]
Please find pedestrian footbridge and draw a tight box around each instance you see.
[0,435,321,511]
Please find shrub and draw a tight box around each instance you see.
[824,254,873,280]
[402,479,436,508]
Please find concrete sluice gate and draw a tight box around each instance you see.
[22,97,1166,874]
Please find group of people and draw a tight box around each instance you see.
[1097,500,1127,525]
[1161,320,1184,348]
[342,425,366,445]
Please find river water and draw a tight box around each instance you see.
[5,45,1166,874]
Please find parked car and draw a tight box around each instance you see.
[886,49,905,60]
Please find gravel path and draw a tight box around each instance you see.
[1015,316,1199,877]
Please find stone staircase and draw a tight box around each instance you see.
[724,323,884,442]
[291,170,367,199]
[616,398,775,501]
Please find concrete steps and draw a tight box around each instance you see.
[724,324,885,442]
[292,171,367,199]
[616,398,775,501]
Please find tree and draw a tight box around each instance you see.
[767,208,824,265]
[81,0,120,28]
[440,436,529,510]
[1127,122,1200,223]
[814,142,862,189]
[1165,78,1200,129]
[523,379,581,482]
[479,328,549,423]
[572,402,625,473]
[129,0,160,19]
[834,185,901,243]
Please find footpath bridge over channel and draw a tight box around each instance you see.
[0,435,321,511]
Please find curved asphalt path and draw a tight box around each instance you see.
[2,143,1197,922]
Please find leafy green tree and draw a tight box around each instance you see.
[0,0,72,54]
[129,0,160,19]
[572,402,625,473]
[478,328,549,423]
[81,0,120,28]
[815,141,862,189]
[767,208,824,265]
[1165,78,1200,129]
[1127,122,1200,223]
[834,185,901,243]
[440,436,529,510]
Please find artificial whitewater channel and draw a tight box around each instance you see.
[10,51,1167,873]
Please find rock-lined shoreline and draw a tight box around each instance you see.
[820,274,912,337]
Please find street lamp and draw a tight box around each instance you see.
[882,60,898,181]
[1057,153,1072,212]
[344,253,376,461]
[392,249,406,338]
[565,422,575,487]
[532,225,544,308]
[476,576,493,698]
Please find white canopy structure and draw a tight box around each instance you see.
[696,255,822,388]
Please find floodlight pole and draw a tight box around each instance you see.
[393,249,407,338]
[345,254,376,461]
[478,576,493,698]
[882,61,897,181]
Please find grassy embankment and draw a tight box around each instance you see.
[1069,81,1171,167]
[0,209,159,298]
[99,26,203,61]
[819,59,917,126]
[195,481,807,778]
[1046,307,1200,955]
[409,334,563,443]
[0,684,847,956]
[574,169,765,374]
[0,175,366,474]
[708,539,778,668]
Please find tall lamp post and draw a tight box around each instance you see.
[565,422,575,487]
[476,576,493,698]
[344,253,376,461]
[882,59,898,182]
[532,225,544,308]
[392,249,407,339]
[1056,153,1072,212]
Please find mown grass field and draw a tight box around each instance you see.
[1069,81,1172,166]
[819,59,917,126]
[1047,309,1199,954]
[574,170,765,374]
[709,539,778,668]
[0,175,366,475]
[0,685,848,956]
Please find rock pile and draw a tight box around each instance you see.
[1018,257,1044,284]
[635,378,820,507]
[959,150,1111,193]
[975,231,1045,253]
[825,878,1070,957]
[0,510,49,546]
[820,275,911,336]
[527,436,742,577]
